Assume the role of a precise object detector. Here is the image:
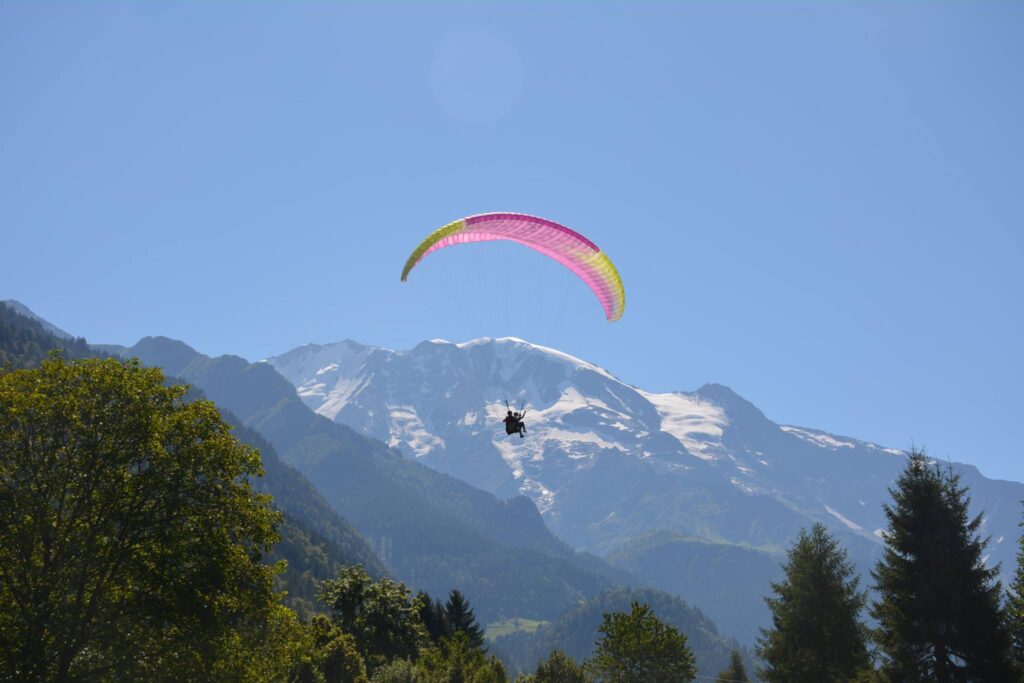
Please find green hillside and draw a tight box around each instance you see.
[606,531,784,646]
[493,586,755,679]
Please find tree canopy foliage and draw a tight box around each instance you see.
[517,649,592,683]
[590,601,696,683]
[0,356,285,681]
[1008,503,1024,671]
[415,631,507,683]
[756,523,870,682]
[493,586,742,677]
[871,450,1014,682]
[317,565,427,672]
[445,590,485,650]
[716,650,750,683]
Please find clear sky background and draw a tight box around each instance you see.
[2,3,1022,480]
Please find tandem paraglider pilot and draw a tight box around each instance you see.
[503,410,527,438]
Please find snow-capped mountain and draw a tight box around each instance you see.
[266,337,1023,572]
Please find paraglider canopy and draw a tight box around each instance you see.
[401,212,625,322]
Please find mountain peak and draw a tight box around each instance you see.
[273,335,620,384]
[452,336,618,381]
[455,336,528,346]
[2,300,73,340]
[128,336,202,377]
[695,383,770,424]
[279,339,375,354]
[263,333,1022,593]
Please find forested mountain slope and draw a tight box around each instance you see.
[0,301,92,368]
[494,586,753,680]
[605,532,784,646]
[270,336,1024,644]
[0,302,385,617]
[123,335,632,623]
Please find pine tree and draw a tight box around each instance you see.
[1008,504,1024,671]
[444,589,485,650]
[871,450,1013,682]
[716,650,750,682]
[417,591,450,644]
[756,523,869,683]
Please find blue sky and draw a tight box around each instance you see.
[2,3,1022,481]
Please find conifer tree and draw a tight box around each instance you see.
[716,650,750,682]
[444,589,485,650]
[1008,505,1024,670]
[417,591,450,644]
[871,450,1013,682]
[756,523,869,682]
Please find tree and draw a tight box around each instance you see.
[524,649,592,683]
[716,650,750,683]
[446,589,485,650]
[416,632,507,683]
[871,450,1014,682]
[214,603,320,683]
[417,591,450,644]
[369,658,417,683]
[1008,503,1024,670]
[0,357,282,681]
[306,614,370,683]
[317,565,427,671]
[590,602,696,683]
[756,523,869,682]
[321,632,370,683]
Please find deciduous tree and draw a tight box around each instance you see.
[0,357,282,681]
[318,565,427,671]
[590,602,696,683]
[416,632,507,683]
[522,649,591,683]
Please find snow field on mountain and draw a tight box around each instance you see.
[265,334,1022,587]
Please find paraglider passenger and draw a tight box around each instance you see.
[503,410,527,438]
[513,412,526,438]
